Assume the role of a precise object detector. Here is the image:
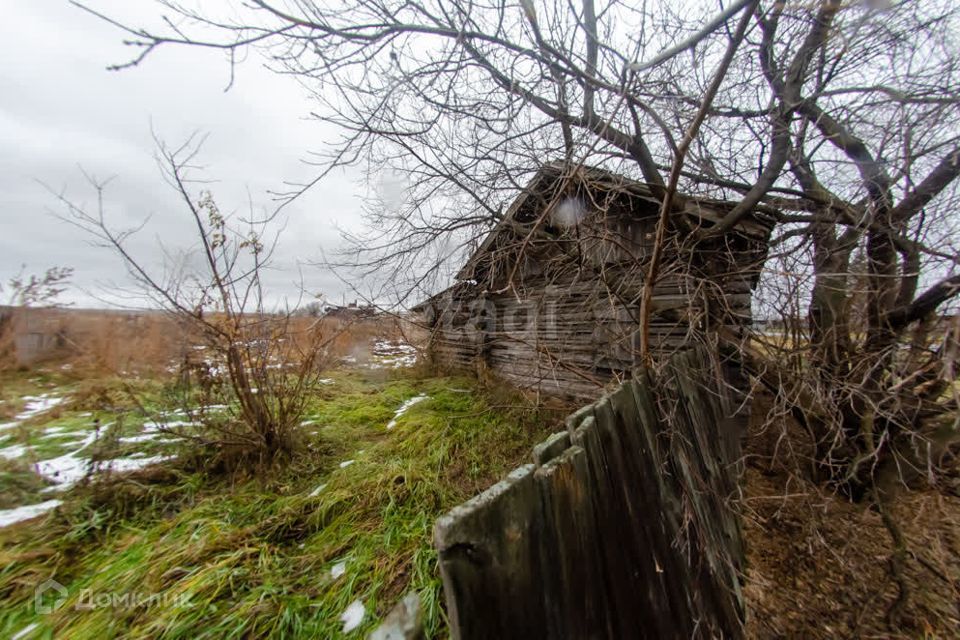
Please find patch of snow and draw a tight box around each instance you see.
[300,419,315,426]
[339,460,355,469]
[129,418,197,440]
[36,455,92,489]
[103,455,173,473]
[141,419,197,434]
[16,395,66,421]
[0,444,29,460]
[33,428,101,489]
[319,378,335,385]
[0,395,68,439]
[373,340,417,356]
[0,500,62,528]
[308,483,327,497]
[340,599,365,633]
[43,429,88,440]
[386,394,429,430]
[370,340,419,369]
[65,438,92,447]
[38,450,174,493]
[119,433,163,444]
[331,561,347,579]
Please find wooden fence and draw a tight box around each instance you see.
[434,347,745,639]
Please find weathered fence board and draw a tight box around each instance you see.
[433,465,546,638]
[434,347,745,639]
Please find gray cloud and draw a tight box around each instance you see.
[0,1,367,309]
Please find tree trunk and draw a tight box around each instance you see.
[808,222,852,374]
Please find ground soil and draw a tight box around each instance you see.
[741,395,960,638]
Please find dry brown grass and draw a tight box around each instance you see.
[0,307,189,374]
[742,391,960,638]
[0,307,422,376]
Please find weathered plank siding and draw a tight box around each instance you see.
[416,165,771,403]
[434,347,745,639]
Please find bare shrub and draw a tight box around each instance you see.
[50,135,331,466]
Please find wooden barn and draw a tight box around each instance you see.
[413,163,773,403]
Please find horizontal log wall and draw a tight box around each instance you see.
[424,261,756,401]
[434,347,746,639]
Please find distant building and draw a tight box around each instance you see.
[322,301,377,320]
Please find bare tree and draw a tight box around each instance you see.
[706,2,960,500]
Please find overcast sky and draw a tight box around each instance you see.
[0,1,370,309]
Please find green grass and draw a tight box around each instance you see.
[0,367,558,638]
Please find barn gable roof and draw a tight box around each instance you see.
[455,162,773,282]
[412,162,774,311]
